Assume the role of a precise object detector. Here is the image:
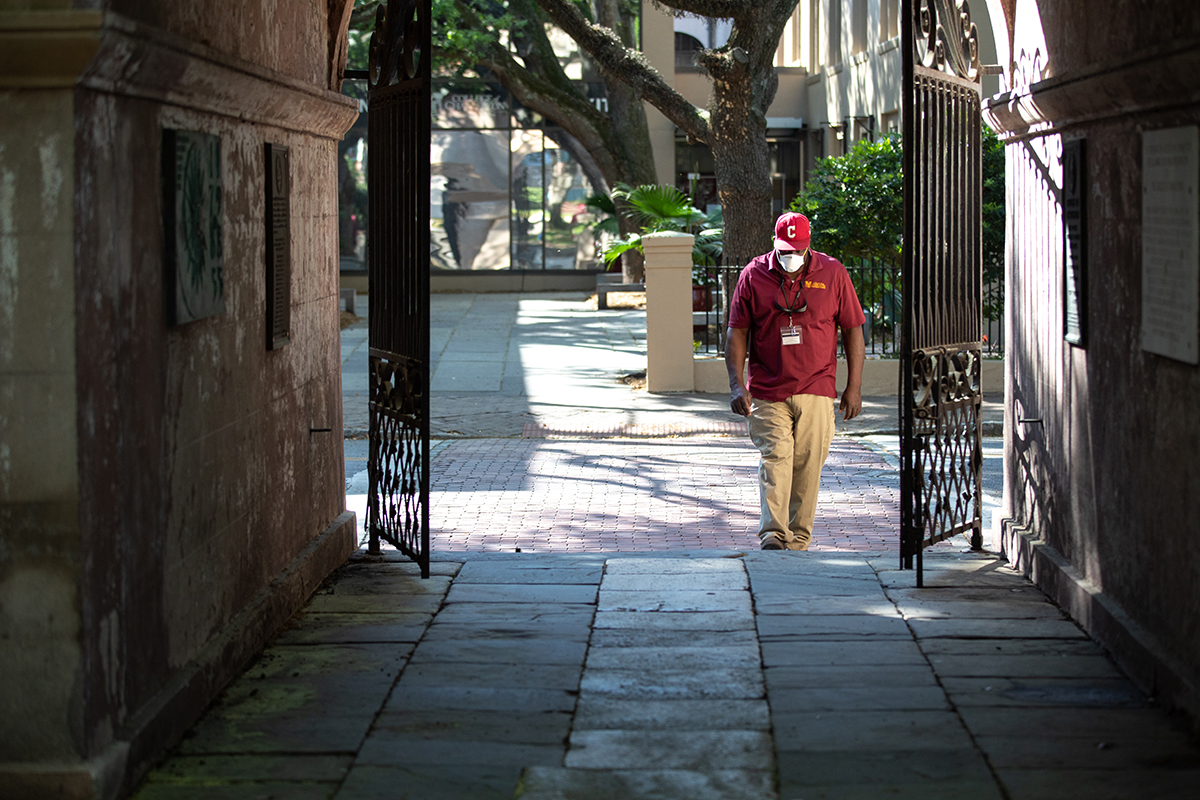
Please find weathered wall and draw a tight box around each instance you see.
[0,1,358,797]
[73,87,350,755]
[985,0,1200,725]
[0,88,82,763]
[107,0,330,87]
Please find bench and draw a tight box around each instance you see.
[596,274,645,310]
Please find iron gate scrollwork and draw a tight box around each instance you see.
[367,0,432,578]
[901,0,985,585]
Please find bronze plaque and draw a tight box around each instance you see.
[163,129,224,325]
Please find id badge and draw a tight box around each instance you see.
[780,325,802,346]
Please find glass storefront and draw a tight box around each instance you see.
[431,82,602,271]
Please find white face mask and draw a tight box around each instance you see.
[779,252,805,273]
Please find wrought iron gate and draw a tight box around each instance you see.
[366,0,432,577]
[900,0,985,584]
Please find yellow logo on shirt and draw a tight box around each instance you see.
[804,281,826,289]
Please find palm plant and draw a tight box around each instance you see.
[596,184,723,269]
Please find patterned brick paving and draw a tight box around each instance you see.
[521,420,750,438]
[426,435,905,553]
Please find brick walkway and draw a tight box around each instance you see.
[420,436,904,553]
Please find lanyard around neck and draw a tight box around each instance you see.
[774,254,808,319]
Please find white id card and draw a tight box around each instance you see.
[780,325,802,346]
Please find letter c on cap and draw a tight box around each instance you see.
[787,225,795,238]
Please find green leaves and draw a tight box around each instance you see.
[611,183,708,233]
[790,126,1005,275]
[597,184,724,266]
[980,124,1006,279]
[433,0,529,74]
[585,192,620,238]
[790,126,1006,324]
[790,134,904,266]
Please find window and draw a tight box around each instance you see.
[808,0,822,72]
[429,82,602,272]
[807,128,826,171]
[852,0,868,55]
[881,0,900,41]
[853,116,875,142]
[830,123,846,156]
[675,32,704,69]
[776,6,804,68]
[828,0,843,65]
[790,6,802,66]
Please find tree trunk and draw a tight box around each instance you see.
[711,131,773,268]
[606,82,655,282]
[709,67,775,268]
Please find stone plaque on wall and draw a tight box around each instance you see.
[265,143,291,349]
[163,130,224,325]
[1142,126,1199,364]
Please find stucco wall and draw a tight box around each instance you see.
[985,0,1200,723]
[641,1,675,185]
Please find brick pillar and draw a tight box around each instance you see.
[642,232,695,392]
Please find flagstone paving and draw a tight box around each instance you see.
[133,550,1200,800]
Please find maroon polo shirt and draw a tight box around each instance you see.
[728,249,865,401]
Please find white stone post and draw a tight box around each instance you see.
[642,232,695,392]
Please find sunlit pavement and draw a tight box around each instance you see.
[349,436,905,553]
[129,294,1200,799]
[341,292,997,555]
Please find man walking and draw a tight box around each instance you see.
[726,212,865,550]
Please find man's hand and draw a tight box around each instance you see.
[725,326,752,417]
[839,386,862,421]
[840,324,865,422]
[730,384,751,417]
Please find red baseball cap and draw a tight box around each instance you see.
[773,212,810,251]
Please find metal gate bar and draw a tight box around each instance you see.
[366,0,432,578]
[901,1,985,585]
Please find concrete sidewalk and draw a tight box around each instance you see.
[339,292,1003,440]
[133,549,1200,799]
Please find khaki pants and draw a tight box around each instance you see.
[748,393,835,550]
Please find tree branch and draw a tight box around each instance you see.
[350,0,382,30]
[452,15,638,190]
[649,0,760,18]
[531,0,711,143]
[436,0,596,123]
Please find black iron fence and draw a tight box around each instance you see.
[692,259,1002,358]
